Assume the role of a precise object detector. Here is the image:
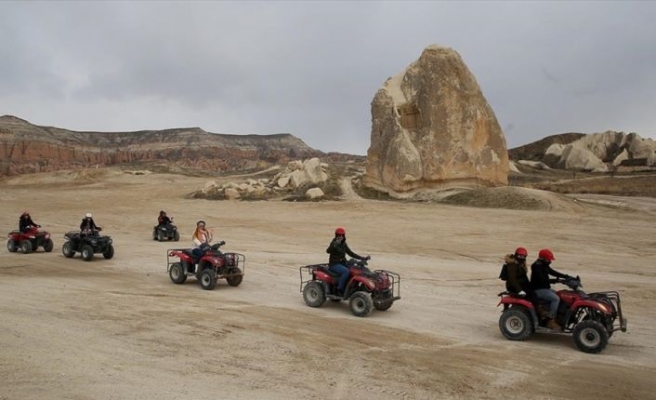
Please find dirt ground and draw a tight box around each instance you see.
[1,168,656,400]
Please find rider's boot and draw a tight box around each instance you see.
[547,318,561,330]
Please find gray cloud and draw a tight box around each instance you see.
[1,1,655,154]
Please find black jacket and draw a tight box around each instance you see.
[530,259,567,290]
[158,215,172,225]
[326,238,363,266]
[19,215,37,232]
[80,217,99,231]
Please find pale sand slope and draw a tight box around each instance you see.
[1,169,656,400]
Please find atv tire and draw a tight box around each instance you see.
[157,230,165,242]
[303,281,326,307]
[173,231,180,242]
[62,241,75,258]
[499,308,533,341]
[349,291,374,317]
[103,244,115,260]
[7,239,17,253]
[81,245,94,261]
[573,320,609,354]
[226,267,243,287]
[199,269,217,290]
[20,240,33,254]
[43,238,54,253]
[374,299,394,311]
[169,262,187,284]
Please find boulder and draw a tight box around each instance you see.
[363,45,509,198]
[558,145,607,172]
[305,187,324,199]
[224,188,240,200]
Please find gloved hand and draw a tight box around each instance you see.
[518,290,526,296]
[364,255,371,261]
[219,240,226,246]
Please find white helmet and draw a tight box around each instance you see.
[85,213,92,218]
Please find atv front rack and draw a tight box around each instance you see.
[588,290,627,332]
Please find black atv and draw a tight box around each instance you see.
[152,222,180,242]
[62,229,114,261]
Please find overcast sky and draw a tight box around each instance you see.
[1,1,655,154]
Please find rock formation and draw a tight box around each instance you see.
[0,115,332,176]
[194,158,332,201]
[363,45,509,198]
[513,131,656,172]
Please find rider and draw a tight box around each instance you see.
[157,210,172,227]
[191,220,213,262]
[530,249,571,330]
[326,227,367,297]
[80,213,101,236]
[503,247,531,296]
[19,211,38,232]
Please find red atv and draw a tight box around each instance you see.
[166,241,245,290]
[299,257,401,317]
[498,276,627,353]
[7,226,54,254]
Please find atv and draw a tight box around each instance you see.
[166,241,245,290]
[7,226,54,254]
[498,276,627,353]
[62,229,115,261]
[299,257,401,317]
[152,220,180,242]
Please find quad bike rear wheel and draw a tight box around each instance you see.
[499,308,533,341]
[20,240,33,254]
[349,291,374,317]
[81,245,94,261]
[43,238,54,252]
[199,269,217,290]
[173,231,180,242]
[7,239,17,253]
[157,230,165,242]
[62,241,75,258]
[226,267,243,287]
[573,320,609,354]
[169,262,187,284]
[303,281,326,307]
[103,244,114,259]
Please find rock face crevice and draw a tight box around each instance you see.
[363,45,509,197]
[0,115,322,176]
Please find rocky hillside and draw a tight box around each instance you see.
[509,131,656,172]
[0,115,330,176]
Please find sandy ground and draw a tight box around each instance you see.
[1,168,656,400]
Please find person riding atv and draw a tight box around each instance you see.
[530,249,573,330]
[326,227,367,297]
[80,213,102,237]
[19,211,39,232]
[158,210,172,227]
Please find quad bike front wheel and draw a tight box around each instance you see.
[157,230,165,242]
[303,281,326,307]
[499,308,533,341]
[20,240,33,254]
[226,267,243,287]
[81,245,94,261]
[43,238,54,253]
[103,244,114,259]
[62,241,75,258]
[173,231,180,242]
[7,239,17,253]
[573,320,609,354]
[169,263,187,284]
[199,269,217,290]
[349,291,374,317]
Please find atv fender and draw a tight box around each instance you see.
[351,275,376,291]
[498,297,539,330]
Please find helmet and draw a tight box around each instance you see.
[160,210,166,215]
[197,220,206,227]
[85,213,92,218]
[514,247,528,260]
[22,211,30,217]
[335,227,345,236]
[538,248,555,262]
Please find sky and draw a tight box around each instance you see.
[1,1,655,155]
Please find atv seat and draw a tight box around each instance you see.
[317,265,341,278]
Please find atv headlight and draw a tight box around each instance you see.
[28,236,36,239]
[597,303,610,314]
[90,240,97,245]
[45,234,50,239]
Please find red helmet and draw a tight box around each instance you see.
[514,247,528,259]
[335,227,346,236]
[538,248,555,262]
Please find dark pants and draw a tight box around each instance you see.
[192,248,204,263]
[329,263,350,291]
